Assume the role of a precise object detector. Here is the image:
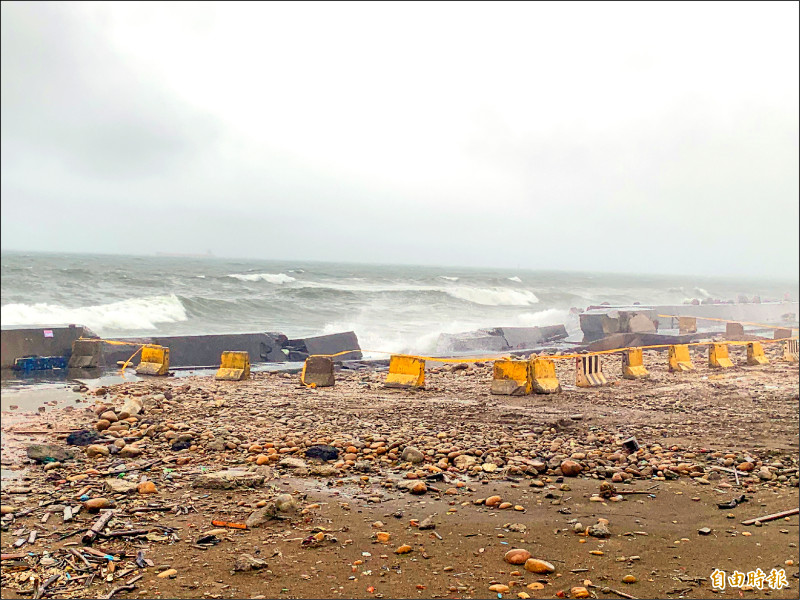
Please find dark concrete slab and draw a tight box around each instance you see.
[144,333,289,366]
[1,324,96,369]
[285,332,362,361]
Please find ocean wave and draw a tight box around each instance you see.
[507,276,522,283]
[0,294,188,332]
[227,272,296,284]
[445,287,539,306]
[438,276,459,281]
[292,281,539,306]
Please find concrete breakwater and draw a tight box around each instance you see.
[2,301,796,371]
[1,328,363,370]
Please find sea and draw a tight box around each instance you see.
[3,251,798,355]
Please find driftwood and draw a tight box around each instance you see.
[1,553,29,560]
[33,574,60,600]
[125,505,174,514]
[100,459,162,477]
[101,574,143,599]
[588,584,637,600]
[82,510,116,545]
[100,529,150,538]
[741,507,799,526]
[69,548,93,568]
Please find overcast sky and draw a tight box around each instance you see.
[1,1,798,279]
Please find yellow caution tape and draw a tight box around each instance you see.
[78,333,800,378]
[76,337,147,374]
[309,336,799,364]
[657,314,799,331]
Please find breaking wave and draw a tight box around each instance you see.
[438,276,459,281]
[227,272,296,284]
[0,294,188,333]
[444,287,539,306]
[508,276,523,283]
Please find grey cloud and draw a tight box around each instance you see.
[1,2,221,179]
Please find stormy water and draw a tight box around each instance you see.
[3,251,798,356]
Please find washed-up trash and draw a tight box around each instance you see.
[717,494,747,509]
[621,437,640,453]
[66,430,101,446]
[301,532,338,547]
[210,520,247,529]
[196,535,220,545]
[305,444,339,461]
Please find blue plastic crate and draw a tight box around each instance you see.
[13,356,69,371]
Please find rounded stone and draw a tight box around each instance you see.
[524,558,555,574]
[137,481,157,494]
[504,548,532,565]
[84,497,114,511]
[100,411,118,422]
[410,482,427,495]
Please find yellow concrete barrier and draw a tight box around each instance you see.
[215,351,251,381]
[576,355,608,388]
[746,342,768,366]
[530,358,561,394]
[136,345,169,376]
[621,348,649,379]
[668,344,694,372]
[385,355,425,389]
[784,339,799,363]
[301,356,335,388]
[490,360,531,396]
[709,343,734,369]
[678,316,697,335]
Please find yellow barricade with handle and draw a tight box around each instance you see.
[709,343,734,369]
[746,342,768,366]
[622,348,649,379]
[385,355,425,389]
[490,360,531,396]
[668,345,694,372]
[576,355,608,387]
[136,345,169,376]
[530,358,561,394]
[215,351,251,381]
[784,339,799,363]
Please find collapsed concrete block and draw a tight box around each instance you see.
[436,331,508,354]
[284,331,362,361]
[146,333,288,366]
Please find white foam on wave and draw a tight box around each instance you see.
[227,272,296,284]
[445,287,538,306]
[507,276,522,283]
[320,306,572,360]
[299,280,538,306]
[438,276,459,281]
[0,294,188,333]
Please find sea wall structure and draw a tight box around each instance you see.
[0,324,96,369]
[2,328,363,370]
[579,302,798,342]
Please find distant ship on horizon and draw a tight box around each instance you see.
[155,250,214,258]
